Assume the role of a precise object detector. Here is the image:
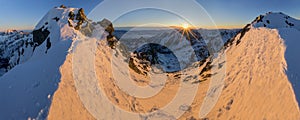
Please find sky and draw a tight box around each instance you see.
[0,0,102,31]
[0,0,300,31]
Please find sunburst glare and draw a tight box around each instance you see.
[178,23,198,41]
[182,23,189,29]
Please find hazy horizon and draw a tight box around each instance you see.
[0,26,244,32]
[1,0,300,31]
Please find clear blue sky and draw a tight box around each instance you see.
[0,0,299,31]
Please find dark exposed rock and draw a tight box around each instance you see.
[225,99,234,110]
[284,15,290,19]
[66,8,89,30]
[52,17,60,22]
[129,57,144,75]
[68,11,75,20]
[74,24,81,30]
[98,18,118,48]
[199,60,213,75]
[60,4,67,8]
[46,37,51,53]
[285,20,294,26]
[0,58,10,70]
[252,15,264,24]
[75,8,87,30]
[21,48,24,55]
[76,8,86,21]
[68,20,73,27]
[225,23,251,47]
[32,26,50,47]
[107,35,117,49]
[239,24,251,40]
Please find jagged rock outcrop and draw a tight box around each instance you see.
[65,7,88,30]
[0,6,117,77]
[98,18,118,49]
[75,8,87,30]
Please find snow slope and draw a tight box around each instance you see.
[277,28,300,107]
[203,27,300,119]
[252,12,300,107]
[49,36,208,119]
[200,12,300,119]
[47,12,300,120]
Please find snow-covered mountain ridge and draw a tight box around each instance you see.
[0,7,86,76]
[219,12,300,114]
[182,12,300,119]
[0,6,114,119]
[0,6,116,77]
[252,12,300,30]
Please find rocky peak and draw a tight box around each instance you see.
[74,8,87,30]
[251,12,300,30]
[0,6,117,76]
[224,12,300,49]
[0,7,88,76]
[97,18,117,48]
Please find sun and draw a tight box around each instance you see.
[178,23,198,41]
[182,23,189,29]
